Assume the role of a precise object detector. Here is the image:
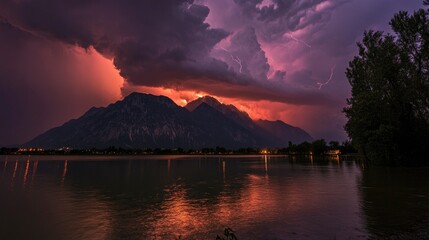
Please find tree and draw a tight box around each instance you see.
[344,3,429,165]
[311,139,327,155]
[295,141,311,154]
[329,141,340,149]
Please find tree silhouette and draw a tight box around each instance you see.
[344,3,429,165]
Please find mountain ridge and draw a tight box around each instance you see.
[26,92,313,148]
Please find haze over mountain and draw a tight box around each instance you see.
[26,93,312,149]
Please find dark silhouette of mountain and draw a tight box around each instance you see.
[26,93,312,148]
[185,96,313,146]
[190,103,260,148]
[185,96,254,129]
[255,120,313,145]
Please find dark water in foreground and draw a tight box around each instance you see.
[0,155,428,240]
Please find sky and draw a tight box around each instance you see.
[0,0,424,146]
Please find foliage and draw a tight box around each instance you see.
[311,139,328,155]
[344,3,429,165]
[280,139,356,155]
[0,148,19,154]
[216,227,238,240]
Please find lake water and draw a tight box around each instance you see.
[0,155,428,239]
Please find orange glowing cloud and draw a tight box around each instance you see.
[70,46,124,103]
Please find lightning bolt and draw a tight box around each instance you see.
[287,34,311,48]
[185,2,194,10]
[317,65,336,90]
[233,56,243,73]
[220,47,243,73]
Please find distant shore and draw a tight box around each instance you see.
[0,153,363,162]
[1,145,357,156]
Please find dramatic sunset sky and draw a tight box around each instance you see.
[0,0,423,146]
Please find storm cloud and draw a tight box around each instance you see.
[0,0,424,144]
[0,0,338,105]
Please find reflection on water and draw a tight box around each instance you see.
[0,155,428,239]
[23,159,30,186]
[360,166,429,239]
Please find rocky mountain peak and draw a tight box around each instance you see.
[186,96,251,120]
[185,96,222,112]
[26,93,313,148]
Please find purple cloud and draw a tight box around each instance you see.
[0,0,425,144]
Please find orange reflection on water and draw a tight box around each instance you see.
[214,166,334,232]
[12,160,18,179]
[237,174,275,219]
[10,160,19,188]
[150,185,212,239]
[264,155,268,175]
[23,159,30,186]
[331,155,340,163]
[222,160,226,181]
[61,160,68,184]
[0,157,363,239]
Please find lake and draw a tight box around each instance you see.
[0,155,428,239]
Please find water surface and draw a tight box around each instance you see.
[0,155,428,239]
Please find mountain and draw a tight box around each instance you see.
[27,93,197,149]
[185,97,313,145]
[255,120,313,145]
[185,96,254,129]
[26,92,313,149]
[189,103,260,148]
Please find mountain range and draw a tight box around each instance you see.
[26,92,313,149]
